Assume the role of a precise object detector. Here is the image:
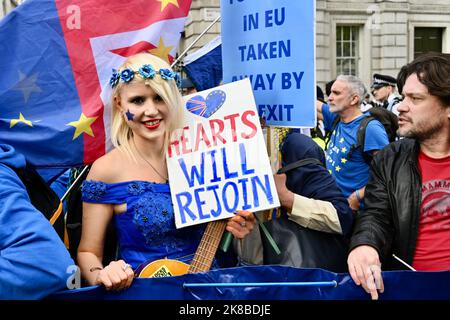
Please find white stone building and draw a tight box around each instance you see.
[3,0,450,91]
[0,0,22,18]
[183,0,450,91]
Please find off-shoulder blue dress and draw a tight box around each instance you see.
[81,180,205,269]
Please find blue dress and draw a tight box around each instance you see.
[81,180,205,269]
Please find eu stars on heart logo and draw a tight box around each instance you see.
[186,90,226,118]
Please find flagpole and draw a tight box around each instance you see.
[60,165,90,202]
[171,14,221,68]
[174,13,227,250]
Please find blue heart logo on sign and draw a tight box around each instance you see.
[186,90,226,118]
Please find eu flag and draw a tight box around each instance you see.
[0,0,191,168]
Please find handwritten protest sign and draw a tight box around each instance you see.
[221,0,316,128]
[167,79,280,229]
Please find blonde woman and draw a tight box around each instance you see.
[77,53,255,290]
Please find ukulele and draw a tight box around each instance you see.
[137,220,227,278]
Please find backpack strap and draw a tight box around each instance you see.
[310,122,325,140]
[49,202,63,225]
[349,116,375,164]
[13,164,65,241]
[277,158,324,174]
[324,114,377,164]
[324,116,341,150]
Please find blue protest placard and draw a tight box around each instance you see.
[167,79,279,229]
[221,0,316,128]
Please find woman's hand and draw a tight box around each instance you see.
[226,210,256,239]
[94,260,135,291]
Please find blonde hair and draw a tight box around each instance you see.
[110,53,184,160]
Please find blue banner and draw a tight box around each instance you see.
[52,265,450,300]
[221,0,316,128]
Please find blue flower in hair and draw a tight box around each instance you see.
[120,68,134,83]
[139,64,156,79]
[110,69,120,88]
[159,68,175,80]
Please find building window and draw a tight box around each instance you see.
[414,27,443,59]
[336,26,359,76]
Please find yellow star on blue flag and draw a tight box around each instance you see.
[13,71,42,103]
[67,113,97,140]
[10,113,33,128]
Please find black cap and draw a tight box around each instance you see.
[325,80,335,96]
[371,73,397,89]
[181,77,195,89]
[316,85,325,102]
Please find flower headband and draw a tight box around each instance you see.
[109,64,181,88]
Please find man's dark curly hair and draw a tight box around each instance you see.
[397,52,450,107]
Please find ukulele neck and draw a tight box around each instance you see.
[188,220,227,273]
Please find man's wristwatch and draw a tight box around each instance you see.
[355,189,362,202]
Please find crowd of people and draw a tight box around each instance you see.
[0,49,448,300]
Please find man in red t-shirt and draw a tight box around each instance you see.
[414,151,450,270]
[347,52,450,299]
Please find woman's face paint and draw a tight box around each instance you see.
[125,109,135,121]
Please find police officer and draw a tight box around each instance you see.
[370,73,402,116]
